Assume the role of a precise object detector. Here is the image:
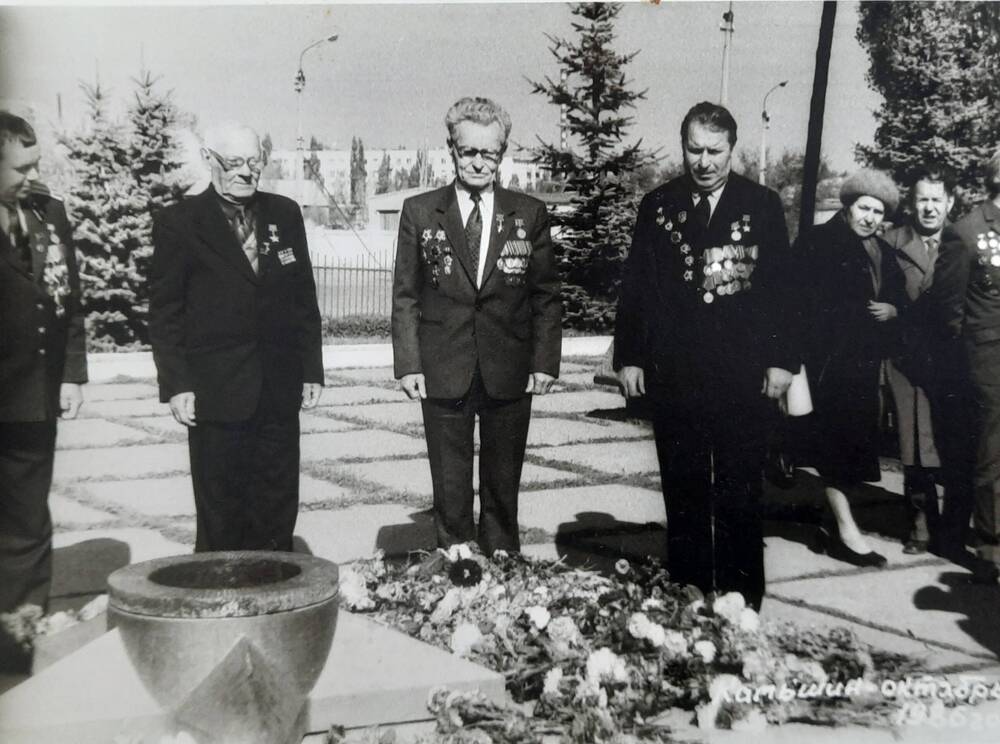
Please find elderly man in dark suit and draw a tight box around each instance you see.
[935,149,1000,582]
[149,123,323,553]
[0,112,87,670]
[614,102,796,610]
[884,168,955,554]
[392,97,561,555]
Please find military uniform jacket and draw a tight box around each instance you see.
[935,199,1000,346]
[0,189,87,422]
[614,173,796,411]
[149,188,324,422]
[391,183,561,399]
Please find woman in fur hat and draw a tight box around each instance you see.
[796,169,908,567]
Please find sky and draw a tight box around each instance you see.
[0,0,883,173]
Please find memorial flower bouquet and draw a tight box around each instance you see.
[340,546,922,742]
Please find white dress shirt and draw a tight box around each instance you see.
[455,183,495,288]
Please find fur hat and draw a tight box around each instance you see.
[839,169,899,215]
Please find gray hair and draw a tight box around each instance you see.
[202,122,260,153]
[445,97,512,146]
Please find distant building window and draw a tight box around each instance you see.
[379,210,400,232]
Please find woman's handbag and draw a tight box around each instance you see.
[782,364,813,417]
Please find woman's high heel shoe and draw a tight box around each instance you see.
[814,525,888,568]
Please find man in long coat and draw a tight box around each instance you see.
[614,102,796,609]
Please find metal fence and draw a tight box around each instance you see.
[311,249,395,319]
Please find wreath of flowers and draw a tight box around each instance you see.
[336,545,943,743]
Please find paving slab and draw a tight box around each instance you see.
[526,416,648,447]
[50,494,116,526]
[75,476,195,518]
[763,599,991,673]
[78,398,171,419]
[517,484,665,535]
[530,389,625,414]
[322,400,425,429]
[53,443,189,482]
[125,415,187,438]
[771,564,1000,661]
[300,429,426,462]
[534,438,660,475]
[0,613,505,744]
[553,371,604,387]
[299,413,359,434]
[315,385,409,406]
[764,526,944,583]
[339,457,580,499]
[295,505,437,561]
[82,382,159,402]
[55,419,158,449]
[326,367,397,385]
[52,528,190,563]
[300,474,356,506]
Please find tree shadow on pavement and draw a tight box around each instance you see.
[374,509,437,559]
[50,538,130,613]
[554,511,667,574]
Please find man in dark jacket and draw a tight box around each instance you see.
[149,123,323,553]
[934,150,1000,582]
[614,102,796,609]
[0,112,87,670]
[391,97,561,554]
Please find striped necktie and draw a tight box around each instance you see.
[465,191,482,279]
[233,207,259,275]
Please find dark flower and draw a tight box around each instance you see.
[449,559,483,587]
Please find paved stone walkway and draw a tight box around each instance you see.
[13,353,1000,738]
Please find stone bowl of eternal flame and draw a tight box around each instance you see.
[106,551,339,712]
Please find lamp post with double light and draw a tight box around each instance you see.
[759,80,787,186]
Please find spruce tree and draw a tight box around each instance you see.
[857,1,1000,214]
[376,152,392,194]
[528,2,653,330]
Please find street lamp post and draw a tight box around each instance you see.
[294,33,338,202]
[759,80,788,186]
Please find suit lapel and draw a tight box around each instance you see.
[24,206,48,281]
[435,185,476,286]
[192,190,260,285]
[896,225,932,274]
[0,225,31,278]
[480,187,516,288]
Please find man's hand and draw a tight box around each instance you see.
[302,383,322,409]
[620,366,645,398]
[400,373,427,400]
[169,391,197,427]
[868,301,897,322]
[525,372,556,395]
[762,367,794,400]
[59,383,83,419]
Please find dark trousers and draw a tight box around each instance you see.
[649,390,767,610]
[927,383,976,554]
[420,371,532,554]
[0,421,56,614]
[971,377,1000,563]
[187,398,300,552]
[0,421,56,672]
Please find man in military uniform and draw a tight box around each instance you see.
[0,112,87,671]
[149,123,323,553]
[614,102,795,609]
[935,149,1000,582]
[391,97,561,554]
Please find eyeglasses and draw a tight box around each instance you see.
[452,145,503,164]
[206,147,266,172]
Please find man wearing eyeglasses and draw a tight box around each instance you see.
[149,123,324,553]
[392,97,561,554]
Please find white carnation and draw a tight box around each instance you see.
[525,605,551,631]
[694,640,717,663]
[712,592,746,625]
[542,667,563,696]
[449,621,483,657]
[586,647,629,685]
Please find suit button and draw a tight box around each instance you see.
[36,302,44,310]
[39,348,46,356]
[38,326,46,334]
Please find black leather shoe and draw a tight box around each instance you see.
[827,536,888,568]
[903,539,929,555]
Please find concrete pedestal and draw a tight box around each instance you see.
[0,611,505,743]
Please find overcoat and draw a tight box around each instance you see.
[798,212,907,483]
